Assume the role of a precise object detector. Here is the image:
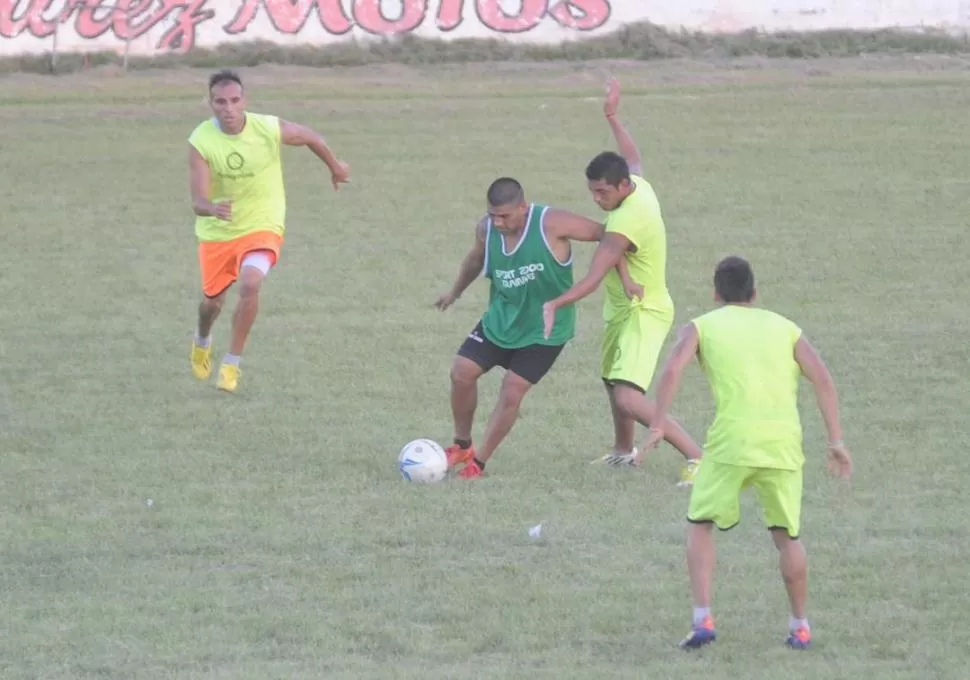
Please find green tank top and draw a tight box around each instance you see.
[481,204,575,348]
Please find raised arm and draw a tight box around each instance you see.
[435,218,488,310]
[279,119,351,190]
[604,78,642,176]
[188,145,231,220]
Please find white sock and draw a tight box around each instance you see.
[693,607,711,625]
[790,616,809,632]
[195,333,210,348]
[223,353,241,366]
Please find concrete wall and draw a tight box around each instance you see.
[1,0,969,57]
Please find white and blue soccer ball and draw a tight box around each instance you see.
[398,439,448,483]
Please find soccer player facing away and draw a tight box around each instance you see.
[187,69,350,393]
[434,177,641,479]
[542,78,703,486]
[641,256,853,650]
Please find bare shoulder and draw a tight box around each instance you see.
[188,141,209,166]
[475,215,488,242]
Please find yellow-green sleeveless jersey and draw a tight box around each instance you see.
[481,204,575,348]
[603,175,674,322]
[188,112,286,242]
[692,305,805,470]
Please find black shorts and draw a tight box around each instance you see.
[457,321,565,385]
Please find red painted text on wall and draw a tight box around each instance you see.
[0,0,613,53]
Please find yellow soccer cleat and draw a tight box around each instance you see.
[190,341,212,380]
[678,459,701,488]
[217,363,241,393]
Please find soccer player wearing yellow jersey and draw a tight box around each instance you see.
[542,79,703,486]
[187,70,350,393]
[642,256,853,650]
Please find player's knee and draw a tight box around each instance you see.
[612,385,642,419]
[237,270,264,299]
[201,292,225,313]
[451,359,480,387]
[498,379,529,410]
[770,527,799,550]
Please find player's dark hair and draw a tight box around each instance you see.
[209,69,243,92]
[585,151,630,187]
[487,177,525,207]
[714,256,756,303]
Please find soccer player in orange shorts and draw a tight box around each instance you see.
[188,69,350,392]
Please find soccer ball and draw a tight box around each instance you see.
[398,439,448,483]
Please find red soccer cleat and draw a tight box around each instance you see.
[445,443,475,469]
[457,458,484,479]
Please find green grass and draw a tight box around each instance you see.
[1,58,968,678]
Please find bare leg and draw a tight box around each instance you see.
[227,266,265,357]
[687,522,716,611]
[772,530,808,620]
[476,371,532,464]
[450,356,483,443]
[605,381,636,453]
[197,291,226,340]
[613,385,703,460]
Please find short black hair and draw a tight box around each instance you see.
[714,256,756,303]
[585,151,630,187]
[487,177,524,207]
[209,69,242,92]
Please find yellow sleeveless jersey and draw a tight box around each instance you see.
[603,175,674,322]
[692,305,805,470]
[188,112,286,242]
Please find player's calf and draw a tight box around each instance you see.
[475,373,530,459]
[191,291,226,381]
[771,529,810,648]
[448,356,484,467]
[216,255,271,392]
[226,260,268,359]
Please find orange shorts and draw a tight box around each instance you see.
[198,230,283,298]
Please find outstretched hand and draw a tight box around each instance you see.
[604,77,621,119]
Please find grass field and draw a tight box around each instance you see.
[2,55,969,678]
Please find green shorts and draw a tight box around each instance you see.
[687,460,804,539]
[601,308,673,392]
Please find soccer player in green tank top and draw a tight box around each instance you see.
[434,178,641,479]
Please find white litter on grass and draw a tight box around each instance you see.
[528,522,544,539]
[145,499,154,508]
